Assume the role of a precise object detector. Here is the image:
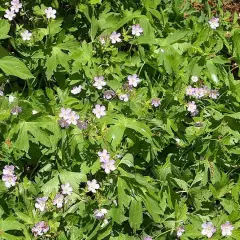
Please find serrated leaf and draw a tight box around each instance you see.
[129,199,143,230]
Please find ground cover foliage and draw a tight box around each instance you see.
[0,0,240,239]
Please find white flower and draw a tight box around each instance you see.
[94,208,107,219]
[32,110,38,115]
[61,183,73,195]
[2,174,17,188]
[35,197,48,212]
[92,104,106,118]
[4,9,16,21]
[59,108,71,120]
[53,193,64,208]
[187,101,197,113]
[101,159,116,174]
[0,90,4,96]
[21,30,32,41]
[71,85,82,95]
[208,17,219,30]
[45,7,56,19]
[8,95,16,103]
[176,226,185,237]
[191,76,199,83]
[211,74,218,83]
[119,94,129,102]
[98,149,110,162]
[209,90,219,99]
[101,219,109,228]
[10,0,22,13]
[201,222,216,238]
[93,76,106,90]
[132,24,143,36]
[128,74,140,87]
[87,179,100,193]
[221,221,234,236]
[109,31,121,44]
[66,111,79,125]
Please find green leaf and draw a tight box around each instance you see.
[119,154,134,167]
[15,212,33,224]
[129,198,143,230]
[0,56,34,79]
[0,20,10,39]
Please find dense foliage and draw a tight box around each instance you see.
[0,0,240,239]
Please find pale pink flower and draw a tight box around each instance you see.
[45,7,56,19]
[3,165,15,176]
[32,221,49,237]
[87,179,100,193]
[59,108,71,120]
[144,236,152,240]
[94,208,107,219]
[61,183,73,195]
[2,174,17,188]
[151,98,161,107]
[209,90,219,99]
[4,9,16,21]
[101,159,116,174]
[10,0,22,13]
[128,74,140,87]
[93,76,106,90]
[132,24,143,36]
[98,149,110,162]
[191,76,199,83]
[209,17,219,29]
[66,111,79,125]
[201,222,216,238]
[221,221,234,236]
[177,226,185,237]
[119,94,129,102]
[53,193,64,208]
[92,104,106,118]
[35,197,48,212]
[187,101,197,114]
[109,31,121,44]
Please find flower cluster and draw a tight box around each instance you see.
[98,149,116,174]
[2,165,17,188]
[201,221,234,238]
[58,108,80,127]
[4,0,22,21]
[186,86,219,99]
[32,221,49,237]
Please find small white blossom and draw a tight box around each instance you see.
[59,108,71,120]
[201,222,216,238]
[211,74,218,83]
[187,101,197,115]
[53,193,64,208]
[45,7,57,19]
[87,179,100,193]
[191,76,199,83]
[119,94,129,102]
[101,159,116,174]
[221,221,234,237]
[132,24,143,36]
[21,30,32,41]
[92,104,106,118]
[4,9,16,21]
[94,208,107,219]
[0,90,4,96]
[2,174,17,188]
[35,197,48,212]
[66,111,79,125]
[128,74,140,87]
[93,76,106,90]
[8,95,16,103]
[98,149,110,162]
[32,110,38,115]
[10,0,22,13]
[176,226,185,237]
[61,183,73,195]
[71,85,82,95]
[109,31,121,44]
[208,17,219,30]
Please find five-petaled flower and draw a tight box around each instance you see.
[101,159,116,174]
[61,183,73,195]
[128,74,140,87]
[201,222,216,238]
[45,7,57,19]
[87,179,100,193]
[176,226,185,237]
[4,9,16,21]
[94,208,108,219]
[208,17,219,30]
[35,197,48,212]
[132,24,143,36]
[221,221,234,236]
[32,221,49,237]
[151,98,161,107]
[71,85,82,95]
[53,193,64,208]
[93,76,106,90]
[98,149,110,162]
[21,30,32,41]
[109,31,122,44]
[92,104,106,118]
